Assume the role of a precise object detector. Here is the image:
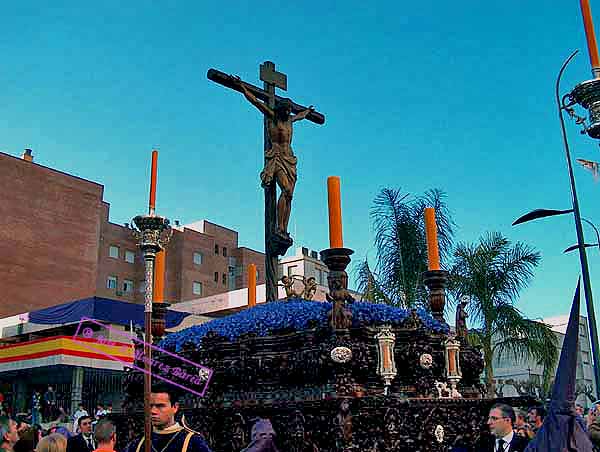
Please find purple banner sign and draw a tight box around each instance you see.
[72,317,213,397]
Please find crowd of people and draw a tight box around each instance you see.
[0,384,211,452]
[477,401,600,451]
[0,400,116,452]
[5,394,600,452]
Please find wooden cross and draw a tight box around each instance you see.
[208,61,325,302]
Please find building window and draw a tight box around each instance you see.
[193,252,203,265]
[223,247,227,257]
[193,281,203,296]
[107,276,117,289]
[138,280,146,293]
[287,265,297,277]
[580,324,587,337]
[214,271,219,282]
[222,274,227,285]
[109,246,119,259]
[214,244,219,255]
[324,272,329,284]
[583,351,590,364]
[316,269,323,285]
[125,250,135,264]
[256,268,260,280]
[123,279,134,292]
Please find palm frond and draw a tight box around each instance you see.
[355,259,395,305]
[369,187,454,308]
[495,241,541,302]
[447,232,547,393]
[492,302,558,373]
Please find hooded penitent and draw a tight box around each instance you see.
[525,279,594,452]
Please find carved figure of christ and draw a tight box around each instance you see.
[233,76,314,236]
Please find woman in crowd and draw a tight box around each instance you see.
[36,434,66,452]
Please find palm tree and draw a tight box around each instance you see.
[449,232,558,397]
[356,188,455,308]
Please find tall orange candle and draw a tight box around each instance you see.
[149,150,158,214]
[424,207,441,270]
[248,264,257,307]
[580,0,600,75]
[153,250,165,302]
[327,176,343,248]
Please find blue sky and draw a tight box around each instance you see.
[2,1,600,322]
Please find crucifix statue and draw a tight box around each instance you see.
[208,62,325,302]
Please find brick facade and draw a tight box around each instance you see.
[0,152,265,317]
[0,153,102,316]
[231,247,266,288]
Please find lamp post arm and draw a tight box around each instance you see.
[557,50,600,398]
[582,217,600,254]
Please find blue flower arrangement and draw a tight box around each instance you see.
[160,300,448,352]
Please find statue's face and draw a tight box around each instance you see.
[275,102,292,119]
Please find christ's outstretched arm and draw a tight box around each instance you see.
[232,75,274,118]
[292,105,315,122]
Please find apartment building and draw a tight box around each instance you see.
[0,150,264,317]
[493,314,596,407]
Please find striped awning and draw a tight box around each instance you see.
[0,335,133,372]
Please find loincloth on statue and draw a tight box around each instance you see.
[260,148,297,187]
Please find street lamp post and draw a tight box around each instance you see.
[558,51,600,398]
[513,51,600,397]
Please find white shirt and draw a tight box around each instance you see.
[82,433,95,450]
[495,431,514,452]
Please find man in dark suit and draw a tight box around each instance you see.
[67,416,95,452]
[478,403,529,452]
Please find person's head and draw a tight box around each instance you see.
[488,403,515,438]
[47,387,53,392]
[0,419,18,446]
[14,426,39,452]
[528,405,546,427]
[274,99,292,120]
[77,404,84,411]
[77,416,92,435]
[246,419,278,452]
[0,418,18,450]
[96,404,103,410]
[251,419,275,441]
[514,408,526,427]
[94,420,116,449]
[36,434,66,452]
[54,428,69,441]
[150,385,179,430]
[106,404,112,411]
[515,427,528,438]
[576,403,584,416]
